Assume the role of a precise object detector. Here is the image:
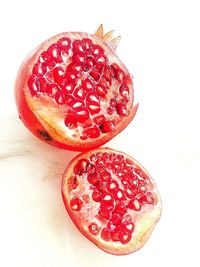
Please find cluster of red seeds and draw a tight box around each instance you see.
[69,152,155,245]
[28,37,131,139]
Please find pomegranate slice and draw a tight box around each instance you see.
[15,25,138,151]
[62,148,161,255]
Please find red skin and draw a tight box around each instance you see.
[15,33,138,151]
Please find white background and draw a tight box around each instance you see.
[0,0,200,266]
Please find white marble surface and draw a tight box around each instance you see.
[1,1,200,267]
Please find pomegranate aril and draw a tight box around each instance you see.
[87,173,99,185]
[96,55,107,65]
[93,115,105,126]
[107,107,114,115]
[127,199,142,211]
[65,72,77,84]
[110,98,117,108]
[116,103,128,116]
[45,84,59,96]
[70,198,83,211]
[92,45,104,57]
[33,63,47,77]
[113,189,126,201]
[39,51,50,62]
[74,87,86,100]
[101,228,111,241]
[107,180,119,193]
[103,66,112,82]
[125,187,136,199]
[82,78,94,91]
[82,38,93,51]
[140,192,154,205]
[72,100,84,111]
[68,63,83,75]
[100,172,111,183]
[95,83,107,96]
[92,189,102,202]
[134,168,149,180]
[38,77,48,92]
[100,120,113,133]
[99,206,112,220]
[28,75,39,95]
[47,44,63,63]
[110,226,122,242]
[64,110,77,126]
[86,93,100,114]
[110,212,122,225]
[119,83,129,97]
[72,40,85,53]
[114,202,127,216]
[67,176,79,191]
[89,69,100,81]
[72,52,86,65]
[60,81,74,94]
[85,57,95,69]
[64,95,76,106]
[74,158,89,175]
[122,221,135,234]
[57,37,71,50]
[88,223,100,235]
[52,66,65,83]
[83,126,100,138]
[119,231,131,244]
[55,92,65,105]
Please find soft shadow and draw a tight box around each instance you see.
[3,113,128,266]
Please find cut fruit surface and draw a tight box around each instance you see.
[62,147,161,255]
[15,25,138,151]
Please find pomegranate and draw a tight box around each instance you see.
[15,25,138,151]
[62,148,161,255]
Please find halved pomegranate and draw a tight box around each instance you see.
[15,25,138,151]
[62,148,161,255]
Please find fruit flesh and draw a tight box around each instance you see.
[15,31,138,151]
[62,148,161,255]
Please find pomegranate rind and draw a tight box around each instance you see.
[15,32,137,151]
[61,147,162,255]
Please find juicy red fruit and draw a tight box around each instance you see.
[62,148,161,255]
[15,26,138,151]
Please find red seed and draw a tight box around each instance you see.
[54,92,65,105]
[87,173,99,185]
[93,115,105,126]
[92,189,102,202]
[119,83,129,97]
[92,45,104,56]
[83,126,101,138]
[72,40,85,54]
[74,86,87,100]
[47,44,63,63]
[33,63,47,77]
[116,103,128,116]
[110,212,122,225]
[28,75,39,95]
[114,202,127,216]
[64,110,77,126]
[110,226,122,241]
[113,189,126,201]
[127,198,141,211]
[82,38,93,50]
[67,176,79,191]
[99,171,111,183]
[119,231,131,244]
[88,223,100,235]
[100,120,114,133]
[72,52,86,65]
[70,198,83,211]
[100,228,111,241]
[122,221,135,234]
[86,93,100,114]
[74,158,89,175]
[95,83,107,96]
[57,37,71,51]
[60,81,74,94]
[65,72,77,84]
[89,69,100,81]
[96,55,107,65]
[52,66,65,83]
[82,78,94,91]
